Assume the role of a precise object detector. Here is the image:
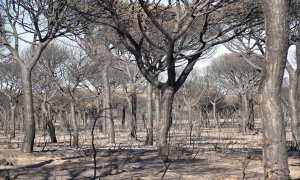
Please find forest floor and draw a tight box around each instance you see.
[0,120,299,179]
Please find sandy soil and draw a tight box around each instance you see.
[0,120,299,180]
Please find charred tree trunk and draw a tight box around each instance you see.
[21,67,35,153]
[145,82,153,145]
[102,69,115,143]
[70,101,79,148]
[259,0,290,178]
[249,99,254,130]
[42,100,57,143]
[241,93,254,134]
[96,93,104,133]
[157,87,174,160]
[129,85,138,140]
[121,107,126,130]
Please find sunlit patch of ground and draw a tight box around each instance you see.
[0,119,299,179]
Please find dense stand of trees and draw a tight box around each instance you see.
[0,0,298,178]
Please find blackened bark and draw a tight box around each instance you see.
[241,93,255,134]
[249,99,254,130]
[130,86,137,140]
[42,100,57,143]
[260,0,290,178]
[21,68,35,153]
[47,119,57,143]
[97,94,104,133]
[121,107,126,130]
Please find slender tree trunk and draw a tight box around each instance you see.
[3,110,8,136]
[288,71,300,150]
[83,111,87,129]
[155,87,161,143]
[129,85,137,140]
[187,105,193,145]
[97,94,104,133]
[102,94,107,133]
[20,107,24,132]
[210,101,219,128]
[77,110,82,129]
[145,82,153,145]
[102,69,115,143]
[21,67,35,153]
[157,87,174,160]
[241,93,254,134]
[70,101,79,148]
[9,101,17,138]
[249,99,254,130]
[259,0,290,178]
[58,109,63,129]
[121,107,126,130]
[42,100,57,143]
[287,43,300,150]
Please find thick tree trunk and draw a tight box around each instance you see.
[157,87,174,160]
[259,0,290,178]
[70,101,79,148]
[102,69,115,143]
[145,82,153,145]
[21,68,36,153]
[9,101,17,138]
[288,71,300,150]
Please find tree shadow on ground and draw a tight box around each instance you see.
[2,146,297,179]
[0,147,213,179]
